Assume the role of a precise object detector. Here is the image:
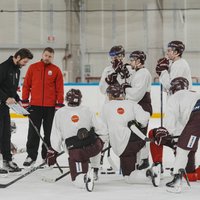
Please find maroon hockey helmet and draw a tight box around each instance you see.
[129,51,146,64]
[169,77,189,95]
[106,84,124,98]
[65,89,82,106]
[109,45,125,57]
[168,41,185,56]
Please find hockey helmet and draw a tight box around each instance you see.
[129,51,146,64]
[65,89,82,106]
[106,84,124,98]
[109,45,125,57]
[169,77,189,95]
[168,41,185,56]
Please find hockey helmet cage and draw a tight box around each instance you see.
[168,41,185,56]
[106,84,124,98]
[109,45,125,57]
[129,51,146,64]
[169,77,189,95]
[65,89,82,106]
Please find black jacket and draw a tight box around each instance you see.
[0,56,20,103]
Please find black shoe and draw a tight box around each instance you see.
[137,158,150,170]
[3,160,21,172]
[23,156,36,167]
[0,168,8,177]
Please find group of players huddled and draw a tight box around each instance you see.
[48,41,200,193]
[1,42,200,193]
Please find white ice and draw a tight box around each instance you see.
[0,118,200,200]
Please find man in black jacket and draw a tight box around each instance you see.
[0,48,33,173]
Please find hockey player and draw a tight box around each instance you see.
[148,77,200,192]
[156,40,192,92]
[46,89,107,191]
[99,45,132,101]
[149,40,193,184]
[99,45,132,172]
[121,51,152,170]
[101,84,151,183]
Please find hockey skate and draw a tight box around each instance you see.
[146,162,162,187]
[85,168,94,192]
[166,169,190,193]
[3,160,21,173]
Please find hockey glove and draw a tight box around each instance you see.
[156,57,169,76]
[154,127,169,146]
[77,128,89,140]
[112,59,123,73]
[121,82,132,94]
[119,64,130,79]
[46,148,58,166]
[105,72,118,85]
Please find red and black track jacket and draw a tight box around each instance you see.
[22,61,64,107]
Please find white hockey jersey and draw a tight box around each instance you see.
[159,58,192,91]
[101,100,150,156]
[50,105,108,152]
[125,67,152,103]
[99,65,133,101]
[164,90,200,136]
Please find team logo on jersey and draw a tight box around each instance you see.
[117,107,125,115]
[48,70,53,76]
[71,115,79,123]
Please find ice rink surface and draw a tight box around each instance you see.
[0,118,200,200]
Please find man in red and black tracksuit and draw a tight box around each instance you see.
[0,48,33,173]
[22,47,64,166]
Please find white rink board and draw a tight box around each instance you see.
[12,84,200,116]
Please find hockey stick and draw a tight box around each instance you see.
[129,124,152,142]
[41,170,70,183]
[160,84,163,127]
[130,122,179,142]
[106,143,118,172]
[0,162,46,188]
[102,145,111,154]
[0,151,64,188]
[100,145,111,165]
[28,117,63,174]
[100,144,118,174]
[130,124,179,143]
